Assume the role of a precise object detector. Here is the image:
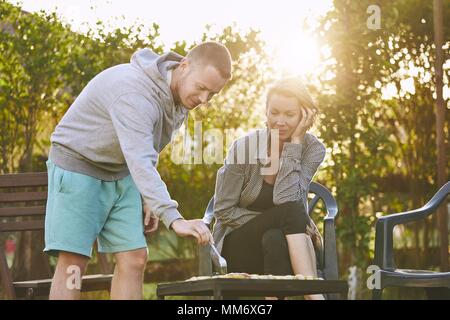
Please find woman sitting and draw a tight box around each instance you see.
[212,77,326,300]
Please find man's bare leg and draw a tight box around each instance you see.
[110,248,148,300]
[49,251,89,300]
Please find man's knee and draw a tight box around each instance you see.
[56,251,89,274]
[115,248,148,273]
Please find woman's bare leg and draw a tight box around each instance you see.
[285,233,325,300]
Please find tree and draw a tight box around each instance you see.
[0,2,75,173]
[315,0,449,287]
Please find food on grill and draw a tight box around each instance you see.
[220,272,252,279]
[185,274,324,281]
[185,276,212,281]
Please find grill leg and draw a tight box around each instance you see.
[26,288,35,300]
[372,289,383,300]
[213,288,223,300]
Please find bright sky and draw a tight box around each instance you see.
[10,0,333,76]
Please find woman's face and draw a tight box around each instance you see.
[266,93,302,141]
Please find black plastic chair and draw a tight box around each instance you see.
[197,181,343,299]
[372,181,450,300]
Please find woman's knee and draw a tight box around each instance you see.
[277,201,306,217]
[261,229,292,275]
[262,229,287,252]
[278,202,309,234]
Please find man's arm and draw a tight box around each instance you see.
[109,93,182,229]
[109,93,212,244]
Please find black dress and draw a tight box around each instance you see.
[221,180,308,275]
[246,180,275,211]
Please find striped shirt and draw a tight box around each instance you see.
[212,128,326,253]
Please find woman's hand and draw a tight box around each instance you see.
[291,107,317,143]
[306,222,323,251]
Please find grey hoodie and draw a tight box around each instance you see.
[49,49,189,229]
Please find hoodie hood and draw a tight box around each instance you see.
[130,48,189,147]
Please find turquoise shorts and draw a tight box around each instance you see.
[44,159,147,258]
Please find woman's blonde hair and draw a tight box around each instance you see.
[266,77,317,111]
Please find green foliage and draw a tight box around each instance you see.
[315,0,449,275]
[0,2,75,172]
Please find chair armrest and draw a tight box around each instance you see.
[374,181,450,270]
[323,216,339,280]
[198,244,212,276]
[374,207,436,270]
[309,182,339,280]
[197,243,228,276]
[379,181,449,226]
[373,217,395,269]
[199,197,228,276]
[309,182,338,219]
[320,187,339,280]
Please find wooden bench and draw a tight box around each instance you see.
[0,172,113,299]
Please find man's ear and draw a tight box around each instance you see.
[178,57,190,71]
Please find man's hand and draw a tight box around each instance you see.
[171,219,213,245]
[143,203,159,234]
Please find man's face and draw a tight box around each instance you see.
[176,61,228,110]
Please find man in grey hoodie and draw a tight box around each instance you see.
[45,41,232,299]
